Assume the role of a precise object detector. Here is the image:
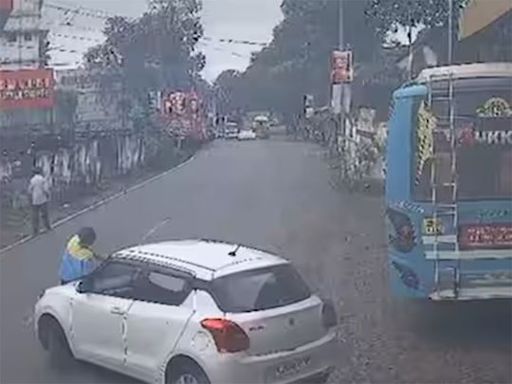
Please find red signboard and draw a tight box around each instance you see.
[459,224,512,250]
[331,50,353,84]
[0,69,55,110]
[161,90,206,140]
[0,0,13,11]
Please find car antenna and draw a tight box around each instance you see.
[228,244,241,257]
[139,217,172,247]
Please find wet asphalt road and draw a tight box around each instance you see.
[0,139,511,384]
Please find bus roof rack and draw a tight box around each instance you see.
[416,63,512,83]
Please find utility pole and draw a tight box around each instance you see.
[339,0,351,151]
[338,0,344,52]
[448,0,453,65]
[331,0,344,152]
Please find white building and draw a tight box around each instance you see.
[0,0,48,70]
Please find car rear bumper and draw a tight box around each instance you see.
[204,329,337,384]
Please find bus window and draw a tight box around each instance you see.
[412,78,512,202]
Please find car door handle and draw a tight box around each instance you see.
[110,306,126,315]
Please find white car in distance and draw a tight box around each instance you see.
[35,240,338,384]
[237,129,257,141]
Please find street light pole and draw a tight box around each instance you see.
[337,0,344,147]
[448,0,453,65]
[339,0,351,147]
[338,0,344,51]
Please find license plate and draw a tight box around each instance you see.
[272,356,311,380]
[459,224,512,250]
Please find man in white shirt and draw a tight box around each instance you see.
[28,167,51,236]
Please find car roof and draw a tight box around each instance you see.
[113,239,287,280]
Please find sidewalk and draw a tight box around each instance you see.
[0,151,195,249]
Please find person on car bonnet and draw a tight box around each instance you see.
[59,227,99,284]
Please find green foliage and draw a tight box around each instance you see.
[214,69,242,115]
[85,0,204,92]
[365,0,468,44]
[84,0,205,130]
[54,90,78,125]
[216,0,380,120]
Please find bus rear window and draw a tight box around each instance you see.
[413,79,512,201]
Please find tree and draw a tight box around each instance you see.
[84,0,205,119]
[214,70,242,115]
[215,0,381,120]
[54,90,78,127]
[365,0,468,47]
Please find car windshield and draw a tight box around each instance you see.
[211,264,311,313]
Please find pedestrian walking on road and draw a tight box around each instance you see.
[28,167,51,236]
[59,227,100,285]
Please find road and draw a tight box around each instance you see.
[1,139,511,384]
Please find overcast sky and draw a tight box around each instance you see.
[44,0,283,81]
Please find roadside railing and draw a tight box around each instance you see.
[295,108,385,192]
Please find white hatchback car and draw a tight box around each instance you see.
[35,240,338,384]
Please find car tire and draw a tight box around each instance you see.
[168,361,210,384]
[42,317,74,369]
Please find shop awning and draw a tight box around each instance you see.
[459,0,512,40]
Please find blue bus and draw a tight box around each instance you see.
[385,63,512,300]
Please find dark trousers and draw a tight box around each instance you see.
[32,203,51,235]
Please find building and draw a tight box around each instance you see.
[0,0,49,70]
[54,68,124,131]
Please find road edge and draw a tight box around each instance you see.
[0,154,197,255]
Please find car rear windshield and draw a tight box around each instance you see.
[211,264,311,313]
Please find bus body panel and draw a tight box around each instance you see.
[386,75,512,300]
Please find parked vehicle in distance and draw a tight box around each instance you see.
[35,240,338,384]
[237,129,257,141]
[224,122,240,139]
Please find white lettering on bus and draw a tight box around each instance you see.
[488,131,499,144]
[474,130,512,145]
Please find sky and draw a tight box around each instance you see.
[43,0,283,81]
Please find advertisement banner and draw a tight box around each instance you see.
[0,0,13,11]
[331,50,353,84]
[0,69,55,110]
[162,90,206,140]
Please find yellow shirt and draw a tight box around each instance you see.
[67,235,94,261]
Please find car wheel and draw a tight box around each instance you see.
[42,317,74,369]
[168,361,210,384]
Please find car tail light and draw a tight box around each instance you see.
[321,300,337,329]
[201,318,250,353]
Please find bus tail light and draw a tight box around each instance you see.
[392,261,419,290]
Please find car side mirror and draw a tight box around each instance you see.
[77,279,93,294]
